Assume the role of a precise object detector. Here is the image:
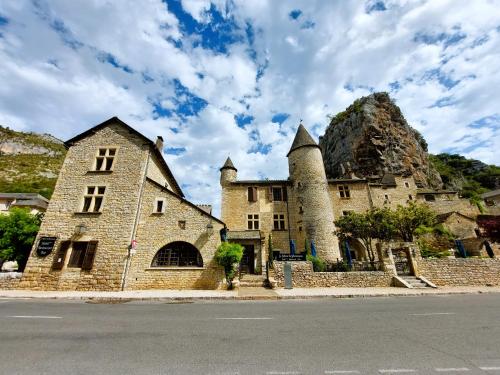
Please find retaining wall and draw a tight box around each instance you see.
[273,261,393,288]
[416,258,500,286]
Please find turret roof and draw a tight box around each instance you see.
[287,124,320,157]
[220,156,237,171]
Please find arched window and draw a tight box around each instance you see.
[151,241,203,267]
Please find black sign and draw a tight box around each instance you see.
[275,253,306,261]
[36,237,57,257]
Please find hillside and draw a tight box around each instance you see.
[430,153,500,199]
[0,126,66,198]
[320,92,499,197]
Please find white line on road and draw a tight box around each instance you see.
[325,371,360,374]
[266,372,301,374]
[435,368,469,372]
[379,369,416,373]
[409,313,456,316]
[7,315,62,319]
[479,368,500,371]
[216,317,273,320]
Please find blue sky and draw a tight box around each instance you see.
[0,0,499,214]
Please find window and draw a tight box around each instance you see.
[384,194,389,202]
[154,198,165,213]
[338,185,350,198]
[178,220,186,229]
[342,210,353,216]
[67,241,98,270]
[151,242,203,267]
[408,194,413,201]
[424,194,436,202]
[247,214,259,230]
[273,214,286,230]
[82,186,105,212]
[247,187,258,202]
[94,148,116,171]
[404,181,410,188]
[270,186,287,201]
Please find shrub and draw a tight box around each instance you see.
[214,242,244,289]
[306,254,326,272]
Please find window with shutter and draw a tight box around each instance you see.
[81,241,98,271]
[51,240,71,271]
[268,186,273,202]
[282,186,288,201]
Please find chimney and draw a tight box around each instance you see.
[155,136,164,154]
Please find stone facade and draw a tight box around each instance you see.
[273,261,393,288]
[18,117,224,291]
[220,123,476,275]
[415,258,500,286]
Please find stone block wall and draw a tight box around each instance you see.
[125,179,225,290]
[273,261,393,288]
[416,258,500,286]
[0,273,22,290]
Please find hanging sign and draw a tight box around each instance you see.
[36,237,57,257]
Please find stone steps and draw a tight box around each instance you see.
[239,274,267,288]
[400,275,431,288]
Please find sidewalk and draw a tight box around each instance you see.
[1,286,500,302]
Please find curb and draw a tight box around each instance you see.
[1,288,499,302]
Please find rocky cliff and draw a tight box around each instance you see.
[0,126,66,198]
[319,92,443,188]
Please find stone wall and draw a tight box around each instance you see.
[0,273,22,290]
[273,261,393,288]
[125,179,225,290]
[416,258,500,286]
[19,123,149,291]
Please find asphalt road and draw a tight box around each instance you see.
[0,294,499,375]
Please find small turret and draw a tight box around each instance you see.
[288,123,341,263]
[220,157,237,186]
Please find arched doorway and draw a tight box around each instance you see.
[151,241,203,267]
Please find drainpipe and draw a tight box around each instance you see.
[121,147,151,291]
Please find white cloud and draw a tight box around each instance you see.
[0,0,499,216]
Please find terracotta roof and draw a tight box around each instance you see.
[220,157,237,171]
[287,124,320,157]
[64,116,184,197]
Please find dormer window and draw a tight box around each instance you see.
[94,148,116,171]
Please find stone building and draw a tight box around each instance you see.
[20,117,225,291]
[220,123,479,273]
[0,193,48,214]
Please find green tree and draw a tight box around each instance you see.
[214,242,244,289]
[0,208,42,271]
[335,208,395,265]
[392,202,436,242]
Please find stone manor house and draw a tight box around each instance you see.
[18,117,485,291]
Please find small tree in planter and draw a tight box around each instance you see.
[215,242,244,289]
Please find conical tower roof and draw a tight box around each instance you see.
[220,156,237,171]
[287,124,320,157]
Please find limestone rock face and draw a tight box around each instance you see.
[319,92,442,188]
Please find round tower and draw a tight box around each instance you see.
[220,157,237,186]
[287,124,341,263]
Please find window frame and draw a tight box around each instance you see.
[273,213,286,231]
[151,242,203,268]
[81,185,106,213]
[338,185,351,199]
[93,147,118,172]
[153,198,166,214]
[247,214,259,230]
[247,186,258,202]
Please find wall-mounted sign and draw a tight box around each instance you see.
[275,253,306,261]
[36,237,57,257]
